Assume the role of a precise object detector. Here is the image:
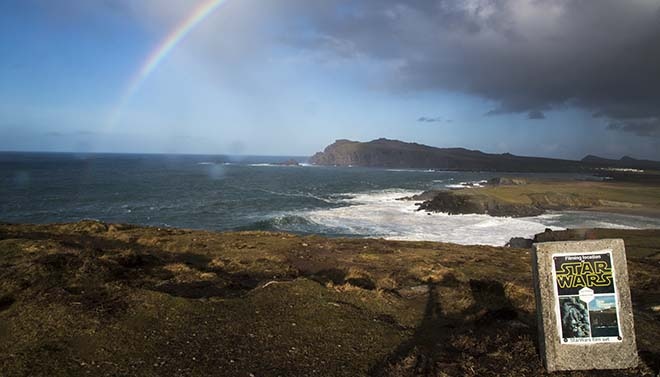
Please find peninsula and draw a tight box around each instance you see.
[310,139,660,173]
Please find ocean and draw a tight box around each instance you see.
[2,152,659,246]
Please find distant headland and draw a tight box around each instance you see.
[310,138,660,173]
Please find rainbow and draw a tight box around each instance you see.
[109,0,228,127]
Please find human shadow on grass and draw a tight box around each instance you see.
[369,279,528,377]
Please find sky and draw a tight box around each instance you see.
[1,0,659,160]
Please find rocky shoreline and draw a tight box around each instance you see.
[408,189,597,217]
[402,178,660,218]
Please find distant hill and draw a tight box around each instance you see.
[582,155,660,170]
[310,139,587,172]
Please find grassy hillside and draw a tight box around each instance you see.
[471,181,660,208]
[0,221,658,376]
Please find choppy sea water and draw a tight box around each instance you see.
[2,152,659,246]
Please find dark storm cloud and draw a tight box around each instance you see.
[607,118,660,138]
[285,0,660,135]
[527,110,545,120]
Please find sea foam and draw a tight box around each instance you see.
[301,189,561,246]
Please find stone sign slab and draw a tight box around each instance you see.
[532,239,638,372]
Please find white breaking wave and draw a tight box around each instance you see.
[445,180,488,189]
[533,213,562,220]
[302,189,562,246]
[386,168,436,173]
[291,190,660,246]
[587,222,636,230]
[248,163,306,167]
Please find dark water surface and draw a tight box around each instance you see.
[2,152,659,245]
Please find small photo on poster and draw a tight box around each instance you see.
[588,295,620,338]
[559,296,591,340]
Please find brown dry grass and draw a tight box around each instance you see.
[0,221,658,376]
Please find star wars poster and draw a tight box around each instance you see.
[552,250,622,344]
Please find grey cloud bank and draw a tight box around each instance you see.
[284,0,660,136]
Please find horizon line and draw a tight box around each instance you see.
[0,147,633,162]
[0,149,312,158]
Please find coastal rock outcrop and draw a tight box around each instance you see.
[411,184,602,218]
[416,191,545,217]
[487,177,528,186]
[506,237,534,248]
[274,159,300,166]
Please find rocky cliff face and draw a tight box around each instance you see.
[309,139,363,166]
[310,138,586,172]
